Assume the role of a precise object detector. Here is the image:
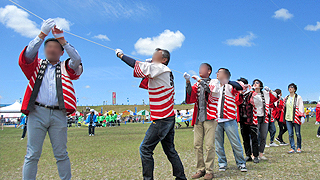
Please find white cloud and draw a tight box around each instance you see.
[304,21,320,31]
[224,32,256,47]
[93,34,110,41]
[134,29,185,56]
[53,17,71,31]
[85,85,90,88]
[0,5,39,38]
[272,8,293,21]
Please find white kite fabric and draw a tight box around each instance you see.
[8,0,184,75]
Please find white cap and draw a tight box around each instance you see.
[90,109,95,112]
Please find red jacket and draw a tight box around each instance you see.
[186,79,220,126]
[271,99,284,121]
[316,103,320,122]
[19,47,82,115]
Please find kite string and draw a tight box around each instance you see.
[8,0,184,74]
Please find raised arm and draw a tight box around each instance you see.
[52,26,82,71]
[24,18,56,63]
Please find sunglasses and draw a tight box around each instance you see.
[254,81,260,84]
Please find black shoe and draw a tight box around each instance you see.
[280,141,289,146]
[245,156,252,162]
[253,157,259,163]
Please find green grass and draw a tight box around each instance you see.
[1,117,320,179]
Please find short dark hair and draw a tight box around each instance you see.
[237,77,248,84]
[288,83,297,92]
[274,89,282,96]
[155,48,170,66]
[252,79,263,89]
[44,38,64,51]
[201,63,212,76]
[218,68,231,78]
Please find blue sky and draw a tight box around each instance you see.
[0,0,319,106]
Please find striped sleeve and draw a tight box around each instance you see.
[134,62,169,79]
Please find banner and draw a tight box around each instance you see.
[112,92,116,105]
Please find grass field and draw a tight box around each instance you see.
[1,117,320,180]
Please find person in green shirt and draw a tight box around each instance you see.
[282,83,305,154]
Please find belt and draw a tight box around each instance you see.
[35,102,60,110]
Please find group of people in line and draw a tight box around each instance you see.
[16,18,314,180]
[182,63,306,179]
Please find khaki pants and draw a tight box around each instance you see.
[194,120,218,174]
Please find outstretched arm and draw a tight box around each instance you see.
[116,49,136,68]
[228,81,243,90]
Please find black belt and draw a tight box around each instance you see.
[35,102,60,110]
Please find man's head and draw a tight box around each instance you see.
[186,109,188,112]
[44,38,64,63]
[152,48,170,65]
[288,83,297,93]
[90,109,95,114]
[237,77,248,85]
[252,79,263,90]
[275,89,282,97]
[216,68,231,81]
[199,63,212,78]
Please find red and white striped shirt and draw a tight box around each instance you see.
[217,82,244,121]
[134,61,175,121]
[186,79,220,126]
[19,47,82,115]
[250,91,278,125]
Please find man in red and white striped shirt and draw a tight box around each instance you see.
[116,48,186,180]
[20,19,82,180]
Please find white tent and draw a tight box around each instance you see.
[0,101,22,118]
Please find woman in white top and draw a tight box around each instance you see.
[250,79,278,160]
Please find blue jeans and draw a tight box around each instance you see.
[286,121,301,150]
[139,116,186,180]
[23,105,71,180]
[215,119,246,168]
[268,121,276,143]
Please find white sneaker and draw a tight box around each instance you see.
[315,122,319,125]
[269,142,279,147]
[89,134,92,136]
[259,156,268,160]
[317,135,320,138]
[20,138,24,140]
[265,144,270,148]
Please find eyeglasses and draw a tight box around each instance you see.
[289,86,294,89]
[254,81,260,84]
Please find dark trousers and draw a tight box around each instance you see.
[184,121,189,127]
[139,116,186,180]
[276,119,287,142]
[21,125,27,138]
[88,125,95,135]
[240,122,259,157]
[317,126,320,136]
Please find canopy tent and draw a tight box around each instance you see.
[122,110,133,117]
[0,101,22,118]
[137,110,150,116]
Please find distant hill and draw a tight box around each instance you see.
[77,104,194,114]
[77,103,316,114]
